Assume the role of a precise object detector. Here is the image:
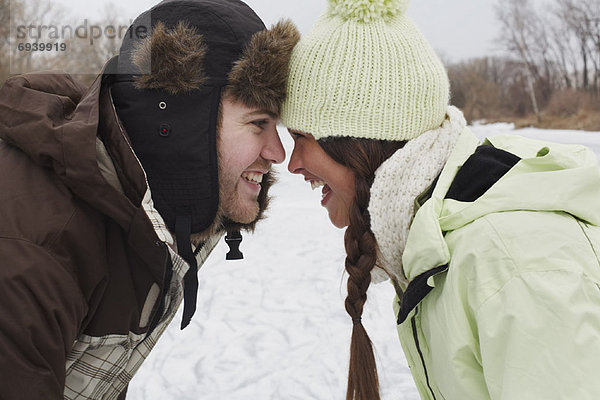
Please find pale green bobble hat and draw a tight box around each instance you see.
[281,0,450,141]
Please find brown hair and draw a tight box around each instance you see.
[318,137,406,400]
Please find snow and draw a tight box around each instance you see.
[127,123,600,399]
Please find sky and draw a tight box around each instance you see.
[45,0,506,62]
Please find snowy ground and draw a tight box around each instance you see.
[128,123,600,400]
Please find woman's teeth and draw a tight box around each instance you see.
[242,172,263,184]
[321,184,331,200]
[310,180,325,190]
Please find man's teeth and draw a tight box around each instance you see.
[311,180,325,190]
[242,172,263,184]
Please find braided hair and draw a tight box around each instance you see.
[318,137,406,400]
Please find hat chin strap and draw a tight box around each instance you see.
[176,215,199,330]
[177,216,245,329]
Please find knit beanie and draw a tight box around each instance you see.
[281,0,449,141]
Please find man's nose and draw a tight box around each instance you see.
[262,125,285,164]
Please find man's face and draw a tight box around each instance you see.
[217,96,285,224]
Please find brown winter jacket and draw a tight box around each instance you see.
[0,59,218,399]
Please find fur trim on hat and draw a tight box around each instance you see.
[132,21,208,94]
[226,19,300,114]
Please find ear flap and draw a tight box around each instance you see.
[226,19,300,114]
[132,21,208,94]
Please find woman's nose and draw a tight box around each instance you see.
[287,145,304,174]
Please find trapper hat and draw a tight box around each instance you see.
[110,0,299,328]
[281,0,450,141]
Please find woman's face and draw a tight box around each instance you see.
[287,130,355,228]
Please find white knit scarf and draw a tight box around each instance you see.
[368,106,466,285]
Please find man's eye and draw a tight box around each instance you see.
[251,119,268,129]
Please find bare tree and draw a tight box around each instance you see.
[555,0,600,94]
[578,0,600,96]
[447,57,525,121]
[495,0,542,120]
[547,11,579,89]
[6,0,65,76]
[1,1,129,87]
[58,3,130,84]
[0,0,14,83]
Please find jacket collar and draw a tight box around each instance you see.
[403,125,600,284]
[440,134,600,230]
[401,128,479,282]
[0,57,170,283]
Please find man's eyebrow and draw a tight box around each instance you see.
[246,109,278,119]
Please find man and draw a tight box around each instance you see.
[0,0,299,398]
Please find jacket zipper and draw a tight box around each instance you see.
[411,307,437,399]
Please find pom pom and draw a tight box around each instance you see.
[328,0,409,23]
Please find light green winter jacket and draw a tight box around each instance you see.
[396,129,600,400]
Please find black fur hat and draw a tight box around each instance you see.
[110,0,299,328]
[111,0,299,235]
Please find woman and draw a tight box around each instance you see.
[281,0,600,399]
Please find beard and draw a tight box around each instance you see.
[189,170,275,246]
[218,167,276,233]
[189,159,276,247]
